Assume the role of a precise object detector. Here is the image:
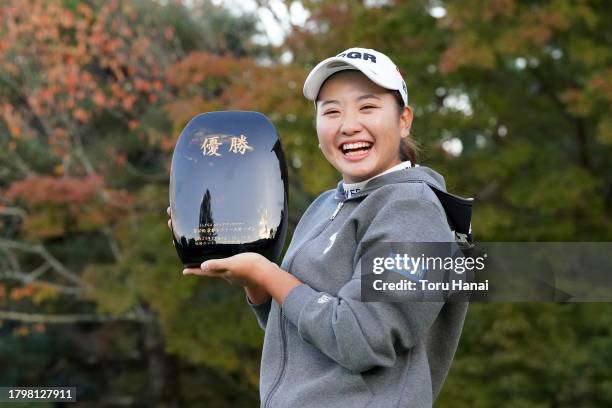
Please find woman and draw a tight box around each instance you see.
[169,47,467,407]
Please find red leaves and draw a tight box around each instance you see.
[9,284,35,301]
[1,103,24,138]
[4,175,134,239]
[0,0,175,139]
[588,70,612,102]
[5,175,105,206]
[5,174,134,210]
[167,52,248,88]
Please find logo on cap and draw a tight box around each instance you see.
[336,51,377,63]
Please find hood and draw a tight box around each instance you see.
[334,165,447,201]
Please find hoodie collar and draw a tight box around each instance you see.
[343,161,412,199]
[334,164,447,201]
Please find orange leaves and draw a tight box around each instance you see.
[22,211,68,239]
[588,69,612,103]
[102,38,126,58]
[440,1,573,73]
[0,0,176,154]
[3,2,180,179]
[114,153,128,167]
[54,164,65,176]
[134,77,152,92]
[93,91,106,107]
[60,10,75,29]
[513,9,569,48]
[76,3,94,21]
[1,103,24,138]
[164,26,175,41]
[10,284,36,301]
[484,0,516,21]
[4,175,134,239]
[161,136,176,152]
[167,52,250,88]
[64,69,80,90]
[440,35,496,74]
[165,52,262,124]
[560,69,612,118]
[165,49,309,142]
[9,283,59,305]
[127,119,139,130]
[12,326,31,336]
[73,108,90,123]
[6,175,104,206]
[122,95,137,110]
[106,189,134,209]
[560,89,591,117]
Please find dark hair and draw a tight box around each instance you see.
[313,73,419,165]
[391,90,419,165]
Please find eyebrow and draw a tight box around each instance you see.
[319,94,381,107]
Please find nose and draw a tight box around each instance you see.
[340,111,363,136]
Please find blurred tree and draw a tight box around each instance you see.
[0,0,266,404]
[265,0,612,406]
[1,0,611,406]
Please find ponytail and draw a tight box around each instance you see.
[399,136,419,165]
[392,90,419,165]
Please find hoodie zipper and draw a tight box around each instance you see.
[263,198,346,408]
[263,311,287,408]
[329,200,344,221]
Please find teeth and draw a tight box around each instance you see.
[346,150,368,156]
[342,142,372,151]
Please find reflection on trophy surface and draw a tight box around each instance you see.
[169,111,289,268]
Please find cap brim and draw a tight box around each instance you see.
[303,57,397,102]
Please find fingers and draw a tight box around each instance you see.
[182,259,229,276]
[182,264,236,285]
[183,267,207,276]
[183,267,217,276]
[200,259,229,272]
[167,206,171,216]
[183,267,228,278]
[168,219,172,230]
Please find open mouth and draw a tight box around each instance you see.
[341,141,373,157]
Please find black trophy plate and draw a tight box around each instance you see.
[169,111,289,268]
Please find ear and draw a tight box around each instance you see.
[399,105,413,139]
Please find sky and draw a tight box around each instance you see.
[208,0,467,156]
[210,0,447,46]
[210,0,310,46]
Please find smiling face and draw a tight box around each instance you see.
[315,70,413,184]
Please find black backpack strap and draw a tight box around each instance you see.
[403,177,474,252]
[427,184,473,249]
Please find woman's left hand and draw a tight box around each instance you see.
[182,252,275,288]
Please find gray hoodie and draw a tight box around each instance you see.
[247,165,468,408]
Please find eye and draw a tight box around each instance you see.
[360,105,377,110]
[323,110,340,115]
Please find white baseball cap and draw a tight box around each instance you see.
[303,47,408,106]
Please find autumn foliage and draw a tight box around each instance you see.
[1,0,611,405]
[0,0,178,239]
